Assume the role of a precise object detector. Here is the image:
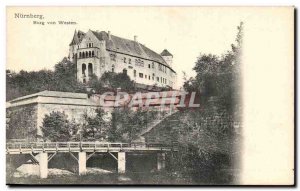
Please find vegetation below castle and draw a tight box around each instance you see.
[6,58,143,101]
[41,108,162,143]
[172,22,243,183]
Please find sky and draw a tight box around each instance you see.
[7,7,243,88]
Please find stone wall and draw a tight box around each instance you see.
[7,104,38,141]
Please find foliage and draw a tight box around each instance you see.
[41,111,79,142]
[108,108,159,142]
[52,57,86,92]
[81,108,109,141]
[175,22,243,183]
[7,57,142,101]
[6,57,86,101]
[88,71,135,94]
[183,22,243,113]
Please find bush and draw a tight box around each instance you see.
[41,111,79,142]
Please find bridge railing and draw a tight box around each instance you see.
[6,142,178,153]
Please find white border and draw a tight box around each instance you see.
[0,0,298,190]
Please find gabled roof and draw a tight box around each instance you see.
[160,49,173,57]
[91,30,174,69]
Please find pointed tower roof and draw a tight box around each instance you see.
[160,49,173,57]
[69,30,85,46]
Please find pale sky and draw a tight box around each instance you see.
[7,7,244,87]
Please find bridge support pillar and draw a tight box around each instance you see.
[78,152,87,175]
[38,153,48,178]
[118,152,126,173]
[157,153,166,171]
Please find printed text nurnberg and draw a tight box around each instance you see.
[14,13,44,20]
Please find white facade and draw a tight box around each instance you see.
[69,30,177,88]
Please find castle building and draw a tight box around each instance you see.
[69,30,177,88]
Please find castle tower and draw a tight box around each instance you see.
[69,30,85,63]
[160,49,173,68]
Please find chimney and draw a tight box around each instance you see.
[108,31,111,40]
[134,35,138,42]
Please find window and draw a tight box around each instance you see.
[134,70,136,77]
[89,51,91,57]
[82,52,85,58]
[110,53,116,61]
[158,64,162,71]
[88,63,93,76]
[148,75,150,80]
[129,58,131,64]
[112,65,115,73]
[139,73,143,78]
[123,69,127,75]
[135,59,144,67]
[124,57,126,63]
[92,51,95,57]
[79,52,82,58]
[152,62,155,69]
[145,75,147,79]
[82,63,86,77]
[148,64,150,68]
[152,73,155,80]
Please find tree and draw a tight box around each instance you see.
[52,57,86,93]
[81,108,109,141]
[107,108,130,142]
[183,22,243,113]
[6,57,87,101]
[41,111,79,142]
[174,22,244,183]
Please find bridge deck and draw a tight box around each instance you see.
[6,142,178,154]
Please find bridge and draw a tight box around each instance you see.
[6,142,178,179]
